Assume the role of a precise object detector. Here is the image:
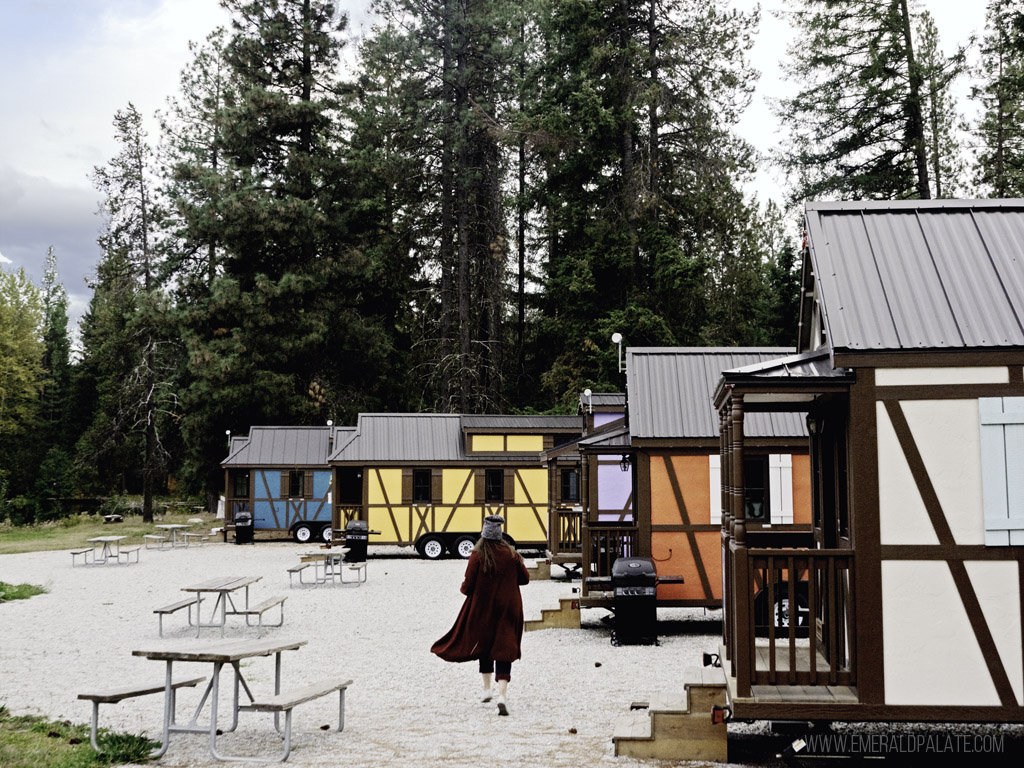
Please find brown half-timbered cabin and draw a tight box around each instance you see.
[628,348,812,608]
[714,199,1024,723]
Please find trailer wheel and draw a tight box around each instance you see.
[417,535,445,560]
[292,523,314,544]
[451,535,476,559]
[318,525,332,544]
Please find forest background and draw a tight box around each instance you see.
[2,0,1023,522]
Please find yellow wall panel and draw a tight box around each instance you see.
[472,434,504,451]
[367,468,401,506]
[443,469,474,505]
[368,507,400,542]
[506,506,546,541]
[443,505,482,534]
[514,469,547,504]
[507,434,543,451]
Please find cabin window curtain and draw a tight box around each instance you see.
[980,397,1024,546]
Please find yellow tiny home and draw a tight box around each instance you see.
[330,413,581,558]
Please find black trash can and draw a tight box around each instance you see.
[343,519,369,562]
[611,556,658,645]
[234,511,254,545]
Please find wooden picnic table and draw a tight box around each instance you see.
[155,523,192,547]
[86,536,126,564]
[131,637,307,761]
[182,576,263,637]
[299,550,351,585]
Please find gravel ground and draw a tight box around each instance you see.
[4,541,1023,767]
[0,541,731,767]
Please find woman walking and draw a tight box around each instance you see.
[431,515,530,715]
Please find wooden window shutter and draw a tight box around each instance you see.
[431,469,443,504]
[474,469,485,504]
[303,471,314,499]
[503,469,515,504]
[280,471,289,499]
[980,397,1024,546]
[401,469,413,504]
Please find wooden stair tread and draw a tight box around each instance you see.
[612,711,652,741]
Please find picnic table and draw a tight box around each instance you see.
[182,575,284,637]
[86,536,126,564]
[126,636,350,761]
[296,550,350,586]
[155,523,192,547]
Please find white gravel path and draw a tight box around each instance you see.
[0,542,729,767]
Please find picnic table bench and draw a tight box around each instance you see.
[155,597,200,637]
[70,547,94,566]
[239,596,287,638]
[78,676,205,752]
[144,534,169,550]
[241,677,352,759]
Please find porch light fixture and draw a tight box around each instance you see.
[611,332,624,372]
[619,454,631,472]
[702,652,721,668]
[225,429,231,448]
[806,414,817,435]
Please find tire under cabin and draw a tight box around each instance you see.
[573,354,813,612]
[329,413,583,558]
[711,199,1024,725]
[222,426,336,543]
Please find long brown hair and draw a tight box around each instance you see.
[474,536,523,573]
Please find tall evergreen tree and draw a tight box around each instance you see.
[776,0,950,201]
[916,10,967,198]
[80,104,174,522]
[973,0,1024,196]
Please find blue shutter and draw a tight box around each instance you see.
[980,397,1024,546]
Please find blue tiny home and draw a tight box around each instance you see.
[222,426,343,543]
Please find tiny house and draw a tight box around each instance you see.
[222,426,338,542]
[576,351,812,608]
[714,199,1024,723]
[329,413,582,558]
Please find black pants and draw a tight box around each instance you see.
[478,658,512,681]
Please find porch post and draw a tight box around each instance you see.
[730,394,752,697]
[720,406,732,659]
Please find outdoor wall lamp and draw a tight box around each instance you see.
[612,332,624,372]
[619,454,631,472]
[583,388,593,413]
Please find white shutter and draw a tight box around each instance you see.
[709,455,722,525]
[769,454,794,525]
[980,397,1024,546]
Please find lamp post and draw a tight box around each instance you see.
[611,332,623,373]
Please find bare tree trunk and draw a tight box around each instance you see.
[900,0,931,199]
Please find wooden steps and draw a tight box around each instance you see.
[524,597,580,631]
[525,558,551,580]
[612,666,728,762]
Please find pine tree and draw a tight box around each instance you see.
[973,0,1024,197]
[776,0,951,201]
[81,104,176,522]
[916,10,967,198]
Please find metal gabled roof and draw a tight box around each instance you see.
[329,414,466,463]
[626,347,807,439]
[222,426,332,467]
[578,425,632,449]
[805,199,1024,353]
[460,414,581,431]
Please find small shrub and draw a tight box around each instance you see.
[0,582,46,603]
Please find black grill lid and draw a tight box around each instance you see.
[611,556,657,583]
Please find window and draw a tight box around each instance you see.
[232,473,249,499]
[743,456,769,521]
[413,469,432,503]
[561,468,580,503]
[485,469,504,503]
[336,468,362,505]
[288,470,304,499]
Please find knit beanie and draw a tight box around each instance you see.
[480,515,504,541]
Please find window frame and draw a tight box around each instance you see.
[484,468,504,503]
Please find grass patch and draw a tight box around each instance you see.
[0,705,159,767]
[0,507,214,556]
[0,581,46,602]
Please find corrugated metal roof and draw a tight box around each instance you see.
[580,392,626,408]
[329,414,466,462]
[806,199,1024,352]
[626,348,807,439]
[222,427,331,467]
[460,415,581,431]
[578,426,632,449]
[726,350,851,379]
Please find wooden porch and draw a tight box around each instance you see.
[548,507,583,564]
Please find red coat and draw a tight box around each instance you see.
[431,546,530,663]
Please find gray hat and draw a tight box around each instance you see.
[480,515,504,541]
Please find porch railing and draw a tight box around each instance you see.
[549,508,583,555]
[730,547,855,693]
[335,506,362,528]
[586,525,637,579]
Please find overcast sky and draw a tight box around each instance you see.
[0,1,988,339]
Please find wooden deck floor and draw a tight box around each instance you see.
[722,644,858,707]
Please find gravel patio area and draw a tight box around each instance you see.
[0,541,729,767]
